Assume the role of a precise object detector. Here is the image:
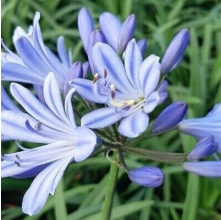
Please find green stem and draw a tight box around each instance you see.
[101,159,119,220]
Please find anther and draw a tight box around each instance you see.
[104,69,107,78]
[15,161,20,167]
[16,154,20,160]
[110,84,115,99]
[35,122,43,131]
[93,73,99,84]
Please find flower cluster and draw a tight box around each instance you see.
[1,8,220,216]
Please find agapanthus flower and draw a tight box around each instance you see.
[1,12,88,92]
[73,40,166,137]
[1,73,97,215]
[179,104,221,153]
[78,7,146,55]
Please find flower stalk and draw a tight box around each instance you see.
[101,155,119,220]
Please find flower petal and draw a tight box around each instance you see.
[71,78,107,103]
[1,86,21,112]
[81,107,122,128]
[57,37,70,70]
[1,111,54,143]
[139,55,161,98]
[78,7,94,51]
[182,161,221,177]
[118,14,136,53]
[92,43,134,94]
[124,40,143,92]
[99,12,121,51]
[64,88,77,127]
[15,37,51,78]
[143,92,160,113]
[118,109,149,138]
[10,83,73,133]
[74,127,97,162]
[43,73,71,125]
[22,156,72,215]
[2,63,44,85]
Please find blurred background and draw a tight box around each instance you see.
[1,0,221,219]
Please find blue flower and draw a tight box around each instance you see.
[78,7,147,56]
[182,161,221,177]
[160,29,190,74]
[187,136,218,161]
[1,12,88,92]
[152,101,188,133]
[128,167,165,187]
[72,40,165,137]
[179,104,221,153]
[1,73,97,215]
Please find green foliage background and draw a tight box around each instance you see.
[1,0,221,219]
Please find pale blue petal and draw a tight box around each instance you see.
[64,88,77,127]
[87,30,106,73]
[15,37,51,77]
[71,78,106,103]
[81,107,122,128]
[99,12,121,51]
[182,161,221,177]
[118,15,136,53]
[57,37,70,70]
[43,73,71,125]
[22,156,72,215]
[64,62,83,95]
[118,109,149,138]
[1,86,21,112]
[139,55,161,98]
[78,7,94,51]
[124,40,143,92]
[137,39,147,55]
[74,127,97,162]
[82,62,90,78]
[2,63,44,85]
[143,92,160,113]
[10,83,73,133]
[1,111,54,143]
[92,43,134,94]
[33,84,45,103]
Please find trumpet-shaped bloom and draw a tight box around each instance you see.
[179,104,221,152]
[1,12,88,92]
[128,167,165,187]
[73,41,166,137]
[1,73,97,215]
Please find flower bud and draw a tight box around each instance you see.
[128,166,164,187]
[152,101,188,133]
[182,161,221,177]
[118,14,136,53]
[78,7,94,51]
[87,30,106,73]
[161,29,190,74]
[187,136,218,161]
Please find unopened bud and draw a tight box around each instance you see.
[128,166,164,187]
[152,101,188,134]
[187,136,218,161]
